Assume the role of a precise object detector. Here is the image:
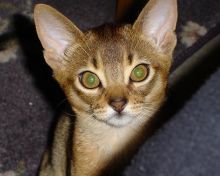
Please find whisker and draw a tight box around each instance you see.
[63,57,71,63]
[78,45,90,57]
[55,98,68,109]
[83,40,92,51]
[64,111,75,117]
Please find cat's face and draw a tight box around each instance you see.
[57,26,171,127]
[34,0,177,127]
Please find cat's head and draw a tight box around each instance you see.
[34,0,177,127]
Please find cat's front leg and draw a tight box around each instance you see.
[38,151,57,176]
[39,115,71,176]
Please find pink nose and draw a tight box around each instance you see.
[109,97,128,113]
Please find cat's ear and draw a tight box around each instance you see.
[34,4,83,70]
[133,0,178,54]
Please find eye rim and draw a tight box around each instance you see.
[130,64,149,83]
[79,71,101,89]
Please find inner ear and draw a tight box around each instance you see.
[133,0,178,54]
[34,4,84,70]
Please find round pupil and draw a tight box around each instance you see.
[134,67,145,78]
[86,74,96,85]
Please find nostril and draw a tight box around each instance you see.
[109,98,128,113]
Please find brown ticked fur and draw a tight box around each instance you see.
[34,0,178,175]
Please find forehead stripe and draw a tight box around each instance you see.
[91,57,98,69]
[128,53,133,65]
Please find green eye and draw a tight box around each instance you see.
[130,64,149,82]
[80,71,100,89]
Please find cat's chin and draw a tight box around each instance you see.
[106,113,134,128]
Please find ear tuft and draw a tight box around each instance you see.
[133,0,178,54]
[34,4,83,70]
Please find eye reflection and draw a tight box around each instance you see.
[130,64,149,82]
[80,71,100,89]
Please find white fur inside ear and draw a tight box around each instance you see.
[34,5,73,56]
[144,3,172,44]
[40,23,70,55]
[136,0,177,51]
[34,4,84,70]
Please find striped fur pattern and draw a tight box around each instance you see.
[34,0,177,175]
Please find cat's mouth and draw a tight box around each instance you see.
[91,106,139,128]
[106,112,134,127]
[92,112,134,127]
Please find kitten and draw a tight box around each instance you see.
[34,0,177,175]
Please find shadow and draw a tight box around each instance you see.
[12,14,67,173]
[153,42,220,130]
[110,41,220,175]
[12,14,65,110]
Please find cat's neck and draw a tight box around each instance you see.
[72,113,147,176]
